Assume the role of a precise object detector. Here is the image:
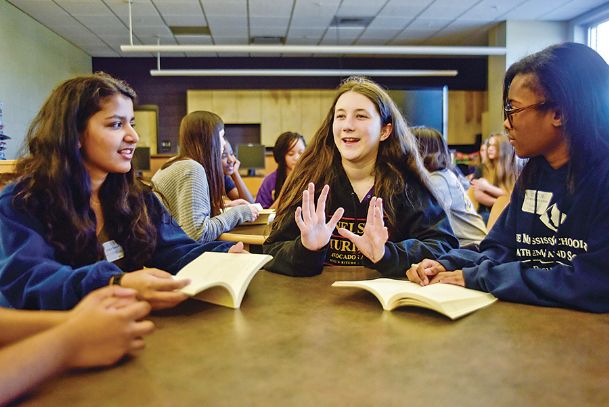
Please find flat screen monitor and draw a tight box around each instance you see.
[132,146,151,173]
[237,144,266,176]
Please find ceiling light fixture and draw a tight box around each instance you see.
[121,44,506,56]
[149,69,459,77]
[122,1,505,57]
[122,1,497,78]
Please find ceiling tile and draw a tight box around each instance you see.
[153,0,203,16]
[335,0,387,17]
[249,0,293,17]
[201,0,247,16]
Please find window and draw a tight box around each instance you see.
[588,19,609,63]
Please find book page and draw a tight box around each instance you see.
[332,278,496,319]
[176,252,272,308]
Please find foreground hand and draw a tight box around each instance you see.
[430,270,465,286]
[120,268,190,310]
[247,204,260,220]
[337,196,388,263]
[63,286,154,368]
[295,183,344,251]
[228,241,249,253]
[406,259,446,286]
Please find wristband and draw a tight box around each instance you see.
[109,272,125,286]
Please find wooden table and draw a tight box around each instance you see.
[19,267,609,406]
[218,223,268,251]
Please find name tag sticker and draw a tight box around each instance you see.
[523,190,553,214]
[102,240,125,263]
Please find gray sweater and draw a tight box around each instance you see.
[152,159,253,242]
[430,169,487,247]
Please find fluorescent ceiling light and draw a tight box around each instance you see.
[149,69,459,77]
[121,44,506,56]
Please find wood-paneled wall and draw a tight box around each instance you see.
[187,89,486,147]
[187,90,335,145]
[447,91,487,144]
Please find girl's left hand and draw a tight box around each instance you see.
[429,270,465,286]
[337,197,388,263]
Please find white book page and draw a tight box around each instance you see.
[176,252,272,306]
[333,278,496,316]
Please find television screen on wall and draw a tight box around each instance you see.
[389,87,447,137]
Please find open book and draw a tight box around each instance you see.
[246,208,276,225]
[175,252,272,308]
[225,203,276,224]
[332,278,497,320]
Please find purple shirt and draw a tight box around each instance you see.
[255,170,277,209]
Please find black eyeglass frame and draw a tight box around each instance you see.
[503,101,548,128]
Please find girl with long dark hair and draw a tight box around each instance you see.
[152,111,259,242]
[255,131,306,209]
[0,73,241,310]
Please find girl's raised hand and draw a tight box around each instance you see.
[295,183,344,251]
[337,197,388,263]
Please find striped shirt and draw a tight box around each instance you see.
[152,159,253,242]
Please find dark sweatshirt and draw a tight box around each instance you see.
[263,165,458,277]
[0,183,232,310]
[439,158,609,312]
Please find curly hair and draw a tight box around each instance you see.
[14,72,157,268]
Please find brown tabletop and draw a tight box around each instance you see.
[218,223,269,247]
[19,267,609,406]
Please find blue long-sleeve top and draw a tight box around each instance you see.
[0,182,233,310]
[438,158,609,313]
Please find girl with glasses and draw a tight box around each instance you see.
[407,43,609,313]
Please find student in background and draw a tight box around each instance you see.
[412,126,487,247]
[152,111,259,242]
[221,138,255,206]
[0,286,153,405]
[255,131,306,209]
[466,137,488,182]
[0,73,243,311]
[471,132,519,223]
[407,43,609,313]
[263,76,457,277]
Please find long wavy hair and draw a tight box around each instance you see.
[14,72,157,268]
[411,126,452,172]
[482,132,518,192]
[273,131,306,202]
[504,42,609,192]
[163,111,225,216]
[272,76,431,234]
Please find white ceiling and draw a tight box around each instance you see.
[7,0,609,57]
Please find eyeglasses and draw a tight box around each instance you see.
[503,101,547,128]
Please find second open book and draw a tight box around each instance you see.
[175,252,272,309]
[332,278,497,320]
